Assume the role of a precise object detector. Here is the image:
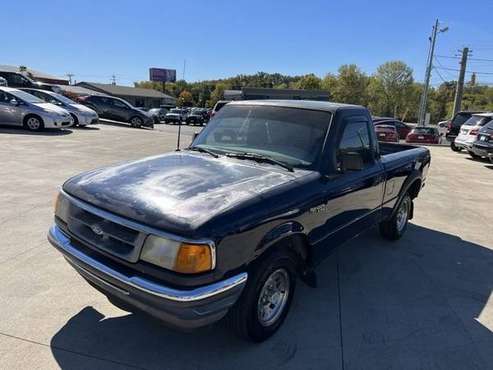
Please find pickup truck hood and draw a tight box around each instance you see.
[63,152,306,233]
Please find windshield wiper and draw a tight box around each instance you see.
[225,152,294,172]
[187,146,219,158]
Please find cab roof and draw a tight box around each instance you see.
[227,99,363,113]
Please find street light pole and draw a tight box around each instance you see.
[418,19,448,126]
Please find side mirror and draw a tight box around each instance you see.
[338,151,364,172]
[9,98,19,106]
[192,132,200,142]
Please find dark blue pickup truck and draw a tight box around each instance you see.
[49,100,430,342]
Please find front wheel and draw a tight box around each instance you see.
[24,116,44,132]
[379,194,411,241]
[226,251,297,342]
[129,116,143,128]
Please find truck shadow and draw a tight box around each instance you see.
[49,224,493,370]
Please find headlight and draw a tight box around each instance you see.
[54,191,70,223]
[140,235,215,274]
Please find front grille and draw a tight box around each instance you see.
[67,201,146,262]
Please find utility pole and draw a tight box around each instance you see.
[111,74,117,85]
[418,19,448,126]
[452,47,470,117]
[66,73,74,85]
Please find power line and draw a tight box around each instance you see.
[436,55,493,63]
[435,66,493,75]
[433,67,449,83]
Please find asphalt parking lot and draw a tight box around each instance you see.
[0,123,492,370]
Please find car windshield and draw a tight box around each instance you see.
[463,115,492,126]
[43,92,75,105]
[170,109,181,113]
[413,128,435,134]
[192,105,331,169]
[10,90,45,104]
[452,113,473,126]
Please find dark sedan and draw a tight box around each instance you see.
[405,127,440,144]
[375,124,399,143]
[374,118,412,140]
[471,120,493,160]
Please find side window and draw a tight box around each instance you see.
[113,99,128,109]
[0,91,8,104]
[337,120,373,171]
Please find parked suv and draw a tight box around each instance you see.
[0,71,61,93]
[78,95,154,128]
[454,113,493,154]
[22,89,98,127]
[446,111,484,151]
[0,87,73,131]
[470,120,493,160]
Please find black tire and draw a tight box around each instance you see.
[23,115,44,132]
[379,194,412,241]
[129,116,143,128]
[226,250,297,342]
[468,151,480,159]
[70,113,79,127]
[450,141,462,152]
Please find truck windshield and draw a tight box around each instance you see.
[193,105,332,169]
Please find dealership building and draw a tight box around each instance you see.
[223,87,330,101]
[76,82,176,108]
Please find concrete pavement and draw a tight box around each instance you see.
[0,123,492,369]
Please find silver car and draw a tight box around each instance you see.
[0,87,73,131]
[22,88,98,127]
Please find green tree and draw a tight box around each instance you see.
[207,82,228,107]
[370,61,414,118]
[333,64,368,105]
[295,74,322,89]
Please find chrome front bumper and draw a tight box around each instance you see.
[48,225,247,329]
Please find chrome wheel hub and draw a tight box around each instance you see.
[27,118,40,130]
[257,268,290,327]
[396,197,410,232]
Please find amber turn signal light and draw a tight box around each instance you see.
[174,243,213,274]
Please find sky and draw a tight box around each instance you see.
[3,0,493,86]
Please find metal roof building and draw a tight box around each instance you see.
[0,65,69,85]
[76,82,176,108]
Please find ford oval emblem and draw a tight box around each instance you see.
[91,225,104,236]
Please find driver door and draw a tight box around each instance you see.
[0,91,22,126]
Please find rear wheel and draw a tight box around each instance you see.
[450,141,462,152]
[226,250,297,342]
[24,115,44,132]
[379,194,411,241]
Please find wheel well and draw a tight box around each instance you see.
[408,179,422,199]
[69,113,79,125]
[256,233,312,272]
[23,114,44,126]
[129,115,142,122]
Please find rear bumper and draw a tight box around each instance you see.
[454,137,474,150]
[472,143,493,157]
[47,225,247,330]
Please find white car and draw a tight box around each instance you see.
[22,88,98,127]
[0,87,73,131]
[436,120,448,137]
[454,113,493,152]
